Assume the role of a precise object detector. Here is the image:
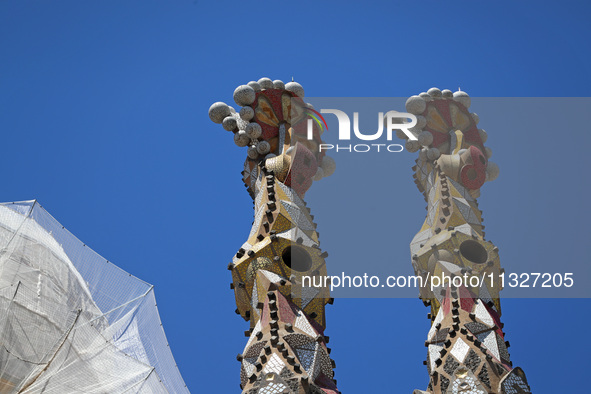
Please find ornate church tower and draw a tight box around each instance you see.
[209,78,338,394]
[399,88,531,394]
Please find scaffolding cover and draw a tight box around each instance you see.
[0,201,189,393]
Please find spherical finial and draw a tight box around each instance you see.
[273,80,285,90]
[427,87,442,98]
[245,122,262,139]
[208,102,231,124]
[453,90,471,108]
[285,82,305,97]
[247,81,261,92]
[257,77,273,90]
[418,131,434,147]
[233,85,256,106]
[247,146,259,159]
[405,96,426,115]
[405,140,420,153]
[416,115,427,129]
[222,116,238,131]
[234,131,250,147]
[239,106,255,121]
[256,140,271,155]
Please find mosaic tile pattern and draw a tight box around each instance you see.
[402,90,531,393]
[210,79,338,393]
[464,349,481,373]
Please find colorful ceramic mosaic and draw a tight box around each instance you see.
[209,78,338,394]
[402,89,531,394]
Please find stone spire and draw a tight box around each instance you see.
[209,78,338,394]
[399,88,531,394]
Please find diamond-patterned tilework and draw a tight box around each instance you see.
[502,371,530,393]
[439,261,462,276]
[476,331,500,360]
[427,308,445,341]
[280,201,314,231]
[478,364,491,389]
[431,328,450,344]
[474,301,494,327]
[294,312,316,337]
[260,270,284,284]
[464,349,481,373]
[243,356,257,376]
[450,338,470,363]
[245,341,266,358]
[295,348,315,372]
[449,178,474,202]
[300,286,320,309]
[263,353,285,374]
[496,333,510,362]
[284,334,314,349]
[258,382,288,394]
[465,322,489,335]
[245,320,262,349]
[429,344,444,371]
[443,355,459,375]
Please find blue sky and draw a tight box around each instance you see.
[1,1,590,392]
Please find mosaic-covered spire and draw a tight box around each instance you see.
[209,78,338,394]
[400,88,531,394]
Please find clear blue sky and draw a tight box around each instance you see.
[1,1,589,392]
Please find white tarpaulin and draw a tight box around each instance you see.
[0,201,189,393]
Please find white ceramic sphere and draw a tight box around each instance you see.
[416,115,427,129]
[285,82,305,97]
[245,122,262,139]
[222,116,238,131]
[256,140,271,154]
[234,131,250,147]
[247,81,261,92]
[208,102,231,124]
[396,129,408,140]
[453,90,471,108]
[418,131,434,146]
[247,146,259,159]
[240,106,255,121]
[405,95,427,115]
[233,85,256,106]
[427,87,442,97]
[258,77,273,90]
[406,140,420,153]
